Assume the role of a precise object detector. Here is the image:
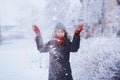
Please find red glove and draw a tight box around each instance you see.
[74,24,84,36]
[32,25,40,36]
[56,36,64,46]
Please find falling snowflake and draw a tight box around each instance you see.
[65,73,68,76]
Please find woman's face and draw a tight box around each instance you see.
[56,29,65,38]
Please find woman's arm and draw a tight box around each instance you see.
[70,24,84,52]
[32,25,49,53]
[70,35,80,52]
[35,36,50,53]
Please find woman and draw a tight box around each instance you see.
[32,23,83,80]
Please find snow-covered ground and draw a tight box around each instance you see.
[0,36,120,80]
[0,38,48,80]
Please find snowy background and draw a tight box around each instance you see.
[0,0,120,80]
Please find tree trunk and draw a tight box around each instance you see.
[117,0,120,5]
[0,17,2,44]
[0,26,1,44]
[101,0,105,35]
[117,29,120,37]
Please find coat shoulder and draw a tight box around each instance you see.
[47,40,56,46]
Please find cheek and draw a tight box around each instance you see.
[56,32,60,36]
[56,32,65,37]
[61,33,65,36]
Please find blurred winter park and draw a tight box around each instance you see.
[0,0,120,80]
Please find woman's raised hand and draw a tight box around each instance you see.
[32,25,41,36]
[74,24,84,36]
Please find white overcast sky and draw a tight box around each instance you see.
[0,0,46,25]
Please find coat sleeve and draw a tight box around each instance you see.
[35,36,50,53]
[70,35,80,52]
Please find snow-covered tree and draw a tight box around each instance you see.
[78,0,120,37]
[45,0,70,27]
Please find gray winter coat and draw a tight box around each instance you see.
[35,35,80,80]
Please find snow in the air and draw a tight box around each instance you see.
[0,0,120,80]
